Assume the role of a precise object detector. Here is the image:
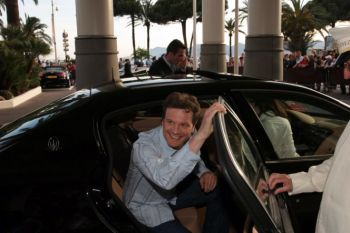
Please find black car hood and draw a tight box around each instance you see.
[0,89,92,142]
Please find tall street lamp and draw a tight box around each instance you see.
[51,0,58,63]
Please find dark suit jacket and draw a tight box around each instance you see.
[148,56,186,77]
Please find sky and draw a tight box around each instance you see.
[6,0,348,61]
[8,0,246,61]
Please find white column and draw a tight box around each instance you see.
[76,0,114,36]
[200,0,226,72]
[248,0,281,35]
[75,0,120,89]
[244,0,283,80]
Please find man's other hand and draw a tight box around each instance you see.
[200,171,217,192]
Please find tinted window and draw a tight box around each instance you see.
[44,66,66,72]
[243,92,348,158]
[216,98,291,232]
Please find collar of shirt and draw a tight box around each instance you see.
[158,126,179,156]
[162,55,176,72]
[260,110,276,121]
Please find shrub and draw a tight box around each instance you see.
[0,90,14,100]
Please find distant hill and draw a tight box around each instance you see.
[150,43,246,59]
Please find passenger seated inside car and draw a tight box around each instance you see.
[249,98,299,158]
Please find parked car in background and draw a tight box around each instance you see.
[1,71,349,233]
[40,66,71,88]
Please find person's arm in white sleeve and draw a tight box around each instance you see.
[289,156,333,194]
[269,157,333,195]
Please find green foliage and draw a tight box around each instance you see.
[114,0,142,17]
[0,89,14,100]
[150,0,203,51]
[282,0,329,53]
[0,44,29,95]
[114,0,142,60]
[139,0,154,58]
[237,0,335,54]
[133,47,148,60]
[310,0,350,28]
[151,0,198,24]
[0,16,50,96]
[4,0,39,26]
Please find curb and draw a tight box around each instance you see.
[0,86,42,109]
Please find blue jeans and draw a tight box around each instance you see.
[148,177,230,233]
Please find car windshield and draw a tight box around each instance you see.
[44,67,65,72]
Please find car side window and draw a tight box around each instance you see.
[243,92,348,158]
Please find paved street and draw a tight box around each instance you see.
[327,91,350,105]
[0,87,75,126]
[0,86,350,127]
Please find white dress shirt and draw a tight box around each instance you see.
[290,121,350,233]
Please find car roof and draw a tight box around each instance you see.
[92,71,320,96]
[1,71,345,142]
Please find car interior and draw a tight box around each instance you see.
[240,92,349,233]
[241,93,348,158]
[101,100,245,233]
[100,93,349,233]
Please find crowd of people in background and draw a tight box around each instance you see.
[227,53,245,68]
[68,37,349,96]
[283,50,339,69]
[283,49,350,95]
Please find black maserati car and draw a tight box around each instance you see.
[0,71,349,233]
[40,66,71,88]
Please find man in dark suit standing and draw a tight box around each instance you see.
[149,39,189,77]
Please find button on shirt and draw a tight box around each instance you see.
[122,126,209,227]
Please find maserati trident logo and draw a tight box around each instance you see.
[48,136,60,151]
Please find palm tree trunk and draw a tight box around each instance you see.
[181,20,188,52]
[5,0,20,26]
[189,33,193,58]
[131,14,136,61]
[147,24,150,58]
[229,34,232,58]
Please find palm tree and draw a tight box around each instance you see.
[114,0,142,60]
[139,0,153,58]
[235,0,248,24]
[310,0,350,28]
[5,0,38,26]
[21,16,51,73]
[225,18,245,58]
[151,0,202,52]
[282,0,328,54]
[0,16,50,93]
[22,15,51,44]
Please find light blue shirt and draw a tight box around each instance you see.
[122,126,209,227]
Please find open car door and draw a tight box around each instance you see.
[213,96,295,233]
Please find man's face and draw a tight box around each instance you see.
[170,48,187,66]
[162,107,195,149]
